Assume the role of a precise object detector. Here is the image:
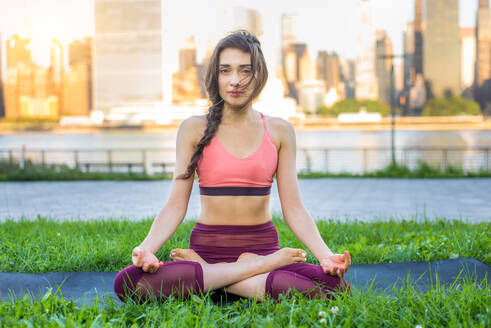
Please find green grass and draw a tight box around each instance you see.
[0,160,171,181]
[0,216,489,327]
[298,161,491,179]
[0,216,489,273]
[1,278,489,328]
[1,159,490,181]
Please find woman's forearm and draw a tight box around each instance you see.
[139,203,187,254]
[284,207,334,260]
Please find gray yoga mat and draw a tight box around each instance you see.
[0,258,489,305]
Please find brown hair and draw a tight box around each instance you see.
[176,30,269,180]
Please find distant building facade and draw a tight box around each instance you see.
[423,0,461,98]
[375,29,393,105]
[0,32,5,118]
[355,0,378,100]
[460,27,476,94]
[93,0,163,110]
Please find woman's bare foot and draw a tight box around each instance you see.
[170,248,207,265]
[237,248,307,274]
[237,252,259,262]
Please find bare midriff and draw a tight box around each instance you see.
[197,194,272,225]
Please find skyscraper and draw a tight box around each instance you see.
[403,21,415,90]
[355,0,378,100]
[375,29,393,105]
[5,34,32,119]
[414,0,424,75]
[173,36,201,104]
[68,37,93,111]
[339,58,356,99]
[47,39,63,116]
[93,0,163,110]
[0,32,5,118]
[317,51,341,92]
[474,0,491,114]
[63,37,92,116]
[281,14,300,99]
[6,34,30,69]
[460,27,476,91]
[233,8,263,37]
[178,37,197,75]
[286,43,307,101]
[475,0,491,87]
[281,14,298,49]
[423,0,460,97]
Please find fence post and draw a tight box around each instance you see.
[20,145,25,170]
[442,149,447,171]
[142,150,147,174]
[303,149,311,173]
[9,150,13,164]
[74,151,79,169]
[323,149,329,173]
[486,148,489,172]
[363,148,367,173]
[108,150,113,172]
[41,150,46,168]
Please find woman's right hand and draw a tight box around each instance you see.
[132,246,163,273]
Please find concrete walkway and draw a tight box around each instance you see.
[1,178,490,222]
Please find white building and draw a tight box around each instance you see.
[460,27,476,90]
[355,0,379,101]
[93,0,164,111]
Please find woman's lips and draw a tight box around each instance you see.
[228,91,242,97]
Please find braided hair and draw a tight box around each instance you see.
[176,30,269,180]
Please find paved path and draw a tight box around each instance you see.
[1,178,490,222]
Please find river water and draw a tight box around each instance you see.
[0,129,490,173]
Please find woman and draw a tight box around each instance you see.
[114,30,351,302]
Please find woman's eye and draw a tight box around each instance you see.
[219,69,229,73]
[242,70,251,74]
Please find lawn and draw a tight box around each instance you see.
[0,216,489,327]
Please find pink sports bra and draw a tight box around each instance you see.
[196,112,278,196]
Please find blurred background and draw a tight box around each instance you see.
[0,0,490,176]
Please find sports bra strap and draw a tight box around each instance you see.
[260,112,270,135]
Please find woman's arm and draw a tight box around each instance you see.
[138,117,199,254]
[275,119,350,277]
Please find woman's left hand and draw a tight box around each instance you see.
[319,251,351,278]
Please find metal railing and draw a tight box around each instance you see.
[0,145,489,174]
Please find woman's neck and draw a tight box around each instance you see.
[221,104,258,125]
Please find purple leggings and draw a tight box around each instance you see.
[114,221,350,302]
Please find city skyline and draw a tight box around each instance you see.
[0,0,485,81]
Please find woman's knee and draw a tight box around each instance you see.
[267,264,351,299]
[114,261,204,302]
[311,267,351,294]
[114,264,145,301]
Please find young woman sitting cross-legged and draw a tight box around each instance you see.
[114,30,351,303]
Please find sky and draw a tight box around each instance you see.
[0,0,484,80]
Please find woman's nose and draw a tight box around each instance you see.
[230,72,240,86]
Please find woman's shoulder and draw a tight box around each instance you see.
[178,115,208,144]
[181,114,207,127]
[263,113,295,136]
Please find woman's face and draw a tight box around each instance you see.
[218,48,255,109]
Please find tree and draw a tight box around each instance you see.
[329,99,390,117]
[330,99,360,116]
[422,97,481,116]
[364,100,390,116]
[317,105,334,117]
